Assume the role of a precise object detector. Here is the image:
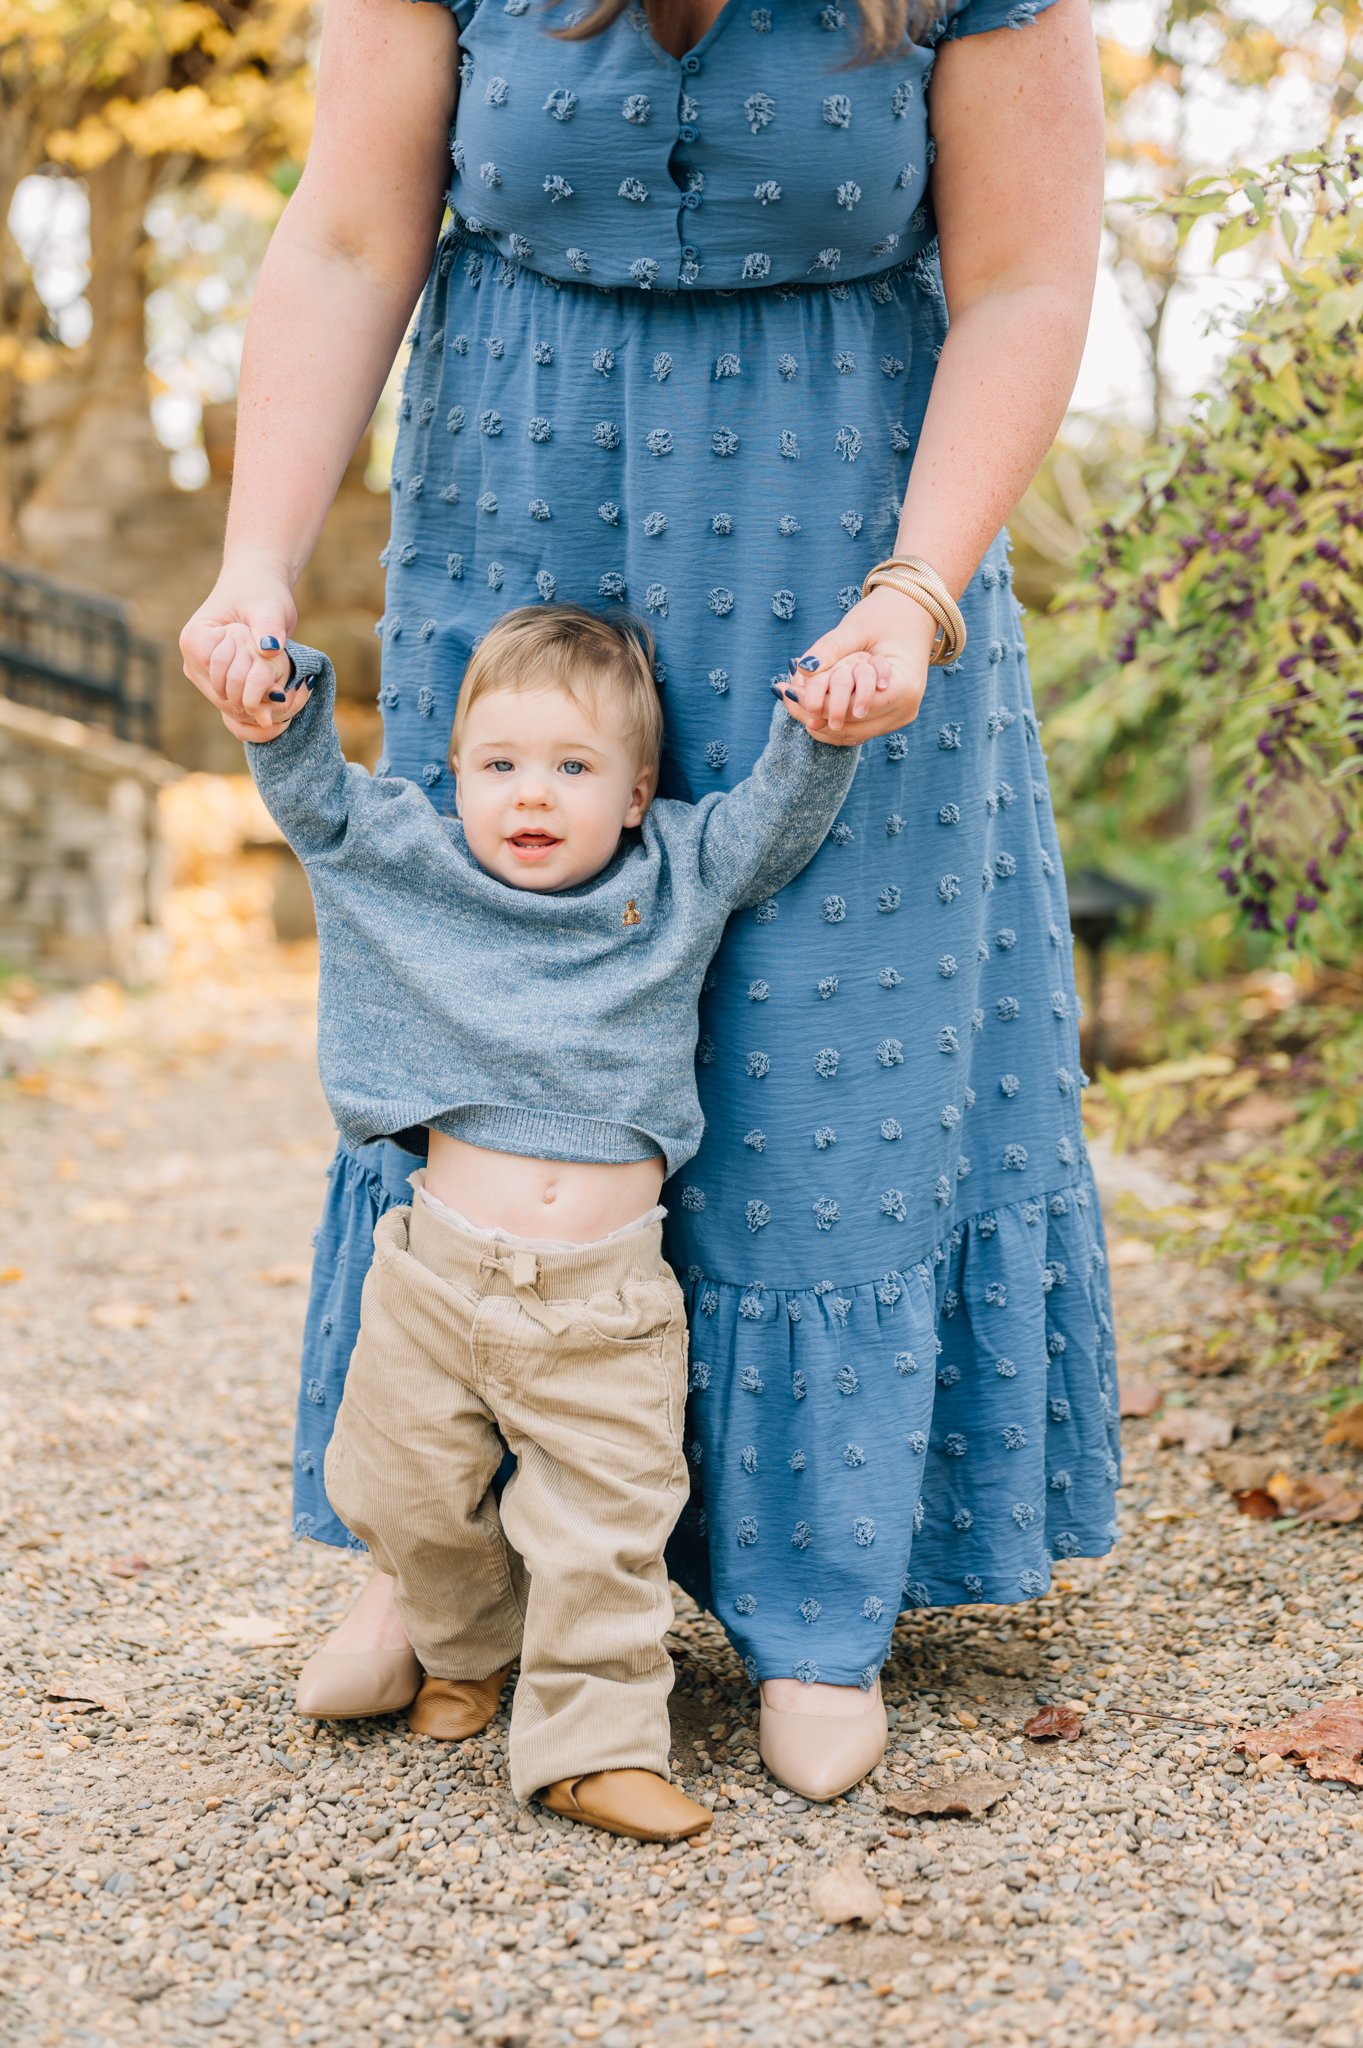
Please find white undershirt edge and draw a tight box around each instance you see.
[414,1176,666,1253]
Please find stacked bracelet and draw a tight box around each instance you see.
[860,554,967,665]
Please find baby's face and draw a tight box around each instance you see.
[452,682,656,892]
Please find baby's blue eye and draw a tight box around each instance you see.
[559,759,587,776]
[487,759,514,773]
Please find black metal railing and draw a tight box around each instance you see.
[0,561,159,750]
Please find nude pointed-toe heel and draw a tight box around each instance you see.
[294,1646,422,1720]
[758,1683,888,1802]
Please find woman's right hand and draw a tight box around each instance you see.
[179,552,300,741]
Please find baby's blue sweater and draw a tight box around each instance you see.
[247,640,858,1175]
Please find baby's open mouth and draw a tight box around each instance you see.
[508,830,562,860]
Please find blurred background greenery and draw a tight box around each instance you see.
[1,0,1360,1389]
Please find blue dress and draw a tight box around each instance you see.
[293,0,1121,1690]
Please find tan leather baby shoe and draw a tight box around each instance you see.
[407,1664,513,1740]
[538,1770,713,1842]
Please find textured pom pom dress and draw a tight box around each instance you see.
[293,0,1121,1690]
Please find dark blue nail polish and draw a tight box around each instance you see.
[797,654,821,672]
[268,690,287,702]
[787,655,801,675]
[783,688,800,702]
[259,635,281,652]
[304,676,317,689]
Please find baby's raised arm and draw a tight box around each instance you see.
[244,640,430,866]
[694,703,861,911]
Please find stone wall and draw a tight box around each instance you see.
[0,696,179,983]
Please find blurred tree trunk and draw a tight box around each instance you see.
[1,1,313,551]
[19,152,167,558]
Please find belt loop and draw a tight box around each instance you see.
[511,1249,539,1291]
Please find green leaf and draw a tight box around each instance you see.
[1212,214,1264,262]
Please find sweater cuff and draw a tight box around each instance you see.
[767,701,859,795]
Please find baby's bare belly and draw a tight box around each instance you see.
[424,1130,665,1242]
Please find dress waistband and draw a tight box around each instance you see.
[436,213,940,304]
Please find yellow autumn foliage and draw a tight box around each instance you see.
[3,0,315,174]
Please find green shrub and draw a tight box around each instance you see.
[1044,151,1363,1296]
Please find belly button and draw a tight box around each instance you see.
[542,1185,556,1204]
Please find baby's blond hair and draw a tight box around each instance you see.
[450,604,663,771]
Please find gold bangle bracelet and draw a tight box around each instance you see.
[861,554,966,647]
[861,560,967,665]
[862,551,964,613]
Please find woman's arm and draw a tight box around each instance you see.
[181,0,459,729]
[787,0,1104,738]
[898,0,1104,593]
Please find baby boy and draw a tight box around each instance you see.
[244,603,857,1841]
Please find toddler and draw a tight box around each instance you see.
[244,604,858,1840]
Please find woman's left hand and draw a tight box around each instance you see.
[779,585,943,745]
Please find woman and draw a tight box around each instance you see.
[182,0,1118,1801]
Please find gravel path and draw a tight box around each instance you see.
[3,944,1362,2048]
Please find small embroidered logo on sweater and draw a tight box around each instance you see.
[622,899,642,927]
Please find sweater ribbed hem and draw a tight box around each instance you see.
[406,1102,664,1168]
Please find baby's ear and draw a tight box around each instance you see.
[449,757,462,814]
[625,763,658,828]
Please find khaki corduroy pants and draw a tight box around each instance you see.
[323,1198,690,1799]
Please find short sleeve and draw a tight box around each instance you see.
[403,0,479,32]
[937,0,1061,38]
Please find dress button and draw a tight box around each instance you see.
[679,122,698,141]
[682,244,699,261]
[681,190,701,209]
[681,52,701,71]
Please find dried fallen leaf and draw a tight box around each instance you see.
[106,1555,150,1578]
[1234,1490,1282,1521]
[90,1300,154,1330]
[1109,1237,1156,1268]
[1205,1451,1279,1497]
[45,1672,128,1716]
[1156,1409,1234,1454]
[1236,1700,1363,1786]
[1303,1491,1363,1525]
[1119,1379,1163,1419]
[1207,1453,1362,1522]
[885,1773,1014,1819]
[0,1267,23,1286]
[1178,1341,1241,1378]
[257,1262,309,1288]
[1023,1705,1085,1742]
[808,1850,883,1926]
[1322,1405,1363,1454]
[1266,1471,1363,1523]
[213,1615,294,1647]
